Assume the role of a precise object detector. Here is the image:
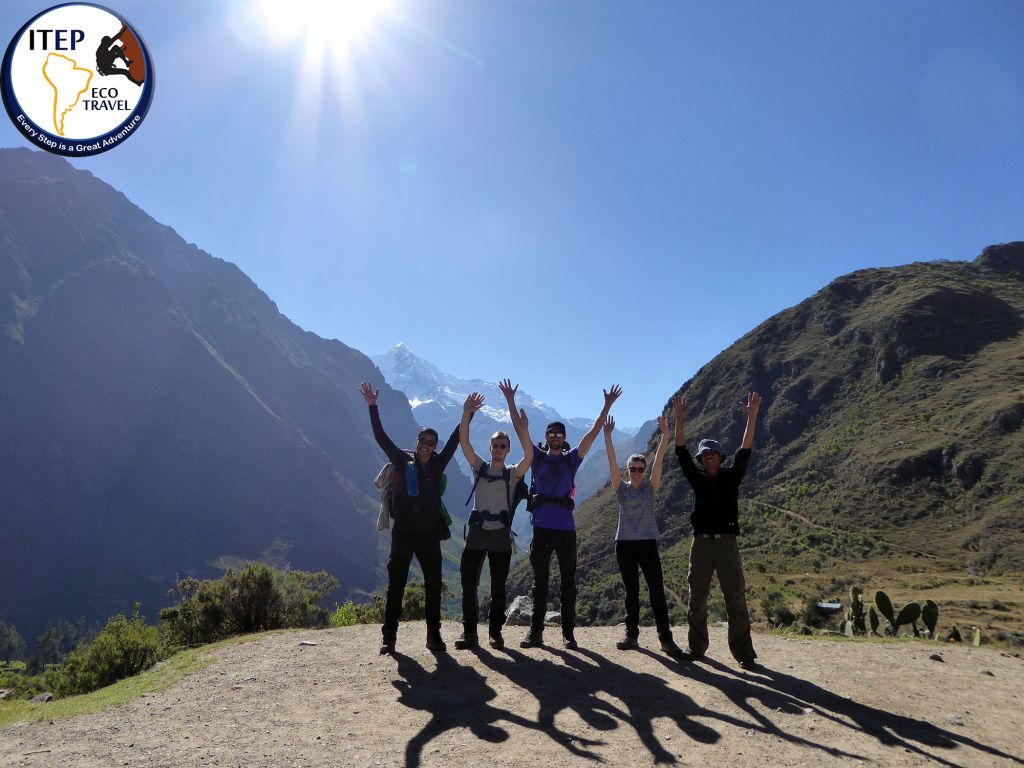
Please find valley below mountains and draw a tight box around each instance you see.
[1,146,1021,651]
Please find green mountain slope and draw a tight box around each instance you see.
[508,244,1024,639]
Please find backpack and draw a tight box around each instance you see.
[374,454,450,533]
[464,462,529,529]
[526,450,576,514]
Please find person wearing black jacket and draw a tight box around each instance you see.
[361,382,461,655]
[673,391,762,668]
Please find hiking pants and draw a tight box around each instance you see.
[616,539,673,640]
[686,535,756,662]
[460,547,512,638]
[529,527,577,634]
[382,531,443,643]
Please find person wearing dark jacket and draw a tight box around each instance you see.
[673,391,762,668]
[361,381,461,655]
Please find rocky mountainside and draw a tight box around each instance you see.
[0,148,469,641]
[508,244,1024,634]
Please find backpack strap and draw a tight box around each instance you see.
[464,462,491,507]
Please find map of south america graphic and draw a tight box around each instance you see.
[41,52,93,136]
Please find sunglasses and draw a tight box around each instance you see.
[416,437,437,447]
[628,466,646,473]
[491,443,510,450]
[546,432,565,439]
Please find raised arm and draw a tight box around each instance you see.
[673,393,687,448]
[577,384,622,459]
[499,378,534,477]
[460,393,485,468]
[649,415,670,491]
[360,381,407,464]
[603,415,621,491]
[739,391,762,449]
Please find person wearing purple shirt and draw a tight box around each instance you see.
[519,385,621,649]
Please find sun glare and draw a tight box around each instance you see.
[244,0,393,51]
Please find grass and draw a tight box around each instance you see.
[0,636,240,729]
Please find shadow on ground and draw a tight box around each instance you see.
[393,644,1024,767]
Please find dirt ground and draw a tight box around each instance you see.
[1,622,1022,768]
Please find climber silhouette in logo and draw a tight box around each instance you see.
[95,26,145,86]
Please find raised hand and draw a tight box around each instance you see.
[518,407,529,430]
[359,381,379,405]
[672,393,688,420]
[464,392,485,413]
[603,384,623,411]
[603,414,616,435]
[498,378,518,401]
[741,391,762,416]
[657,415,669,436]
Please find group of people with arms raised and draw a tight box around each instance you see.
[359,380,763,669]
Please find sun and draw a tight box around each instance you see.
[242,0,393,52]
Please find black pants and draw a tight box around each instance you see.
[460,547,512,637]
[382,530,442,642]
[529,527,577,633]
[616,539,673,639]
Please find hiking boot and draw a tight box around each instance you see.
[488,632,505,649]
[739,659,763,671]
[616,634,640,651]
[519,630,543,648]
[379,639,395,655]
[425,629,447,652]
[454,633,479,650]
[659,638,685,659]
[563,631,578,650]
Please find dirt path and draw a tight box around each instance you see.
[2,623,1022,768]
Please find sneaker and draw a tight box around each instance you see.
[379,640,395,655]
[659,639,685,658]
[616,634,640,651]
[488,632,505,649]
[454,633,479,650]
[519,630,543,648]
[563,631,578,650]
[425,629,447,652]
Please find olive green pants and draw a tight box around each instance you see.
[686,535,756,663]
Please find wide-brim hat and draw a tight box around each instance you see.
[695,439,725,459]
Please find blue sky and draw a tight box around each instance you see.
[2,0,1022,426]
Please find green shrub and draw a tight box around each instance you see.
[329,597,385,627]
[161,563,338,647]
[54,605,165,697]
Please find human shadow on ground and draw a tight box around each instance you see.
[391,651,605,767]
[476,644,725,764]
[646,652,1024,768]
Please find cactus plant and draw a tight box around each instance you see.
[848,586,866,635]
[922,600,939,638]
[875,590,896,634]
[895,602,921,633]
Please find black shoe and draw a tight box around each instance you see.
[519,630,543,648]
[563,631,578,650]
[684,648,705,660]
[660,639,685,658]
[739,659,763,671]
[425,629,447,652]
[616,634,639,650]
[488,632,505,649]
[454,633,479,650]
[379,641,395,655]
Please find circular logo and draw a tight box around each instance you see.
[2,3,154,157]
